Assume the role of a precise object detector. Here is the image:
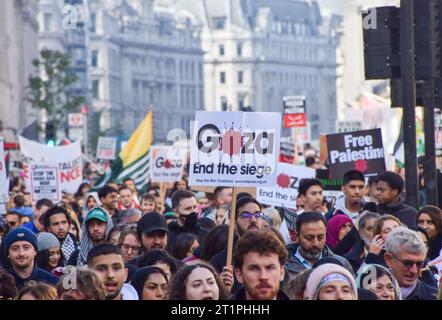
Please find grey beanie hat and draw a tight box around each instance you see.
[37,232,61,252]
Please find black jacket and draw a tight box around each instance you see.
[406,280,438,300]
[377,198,418,228]
[343,238,367,273]
[166,221,209,254]
[8,265,59,289]
[230,286,290,300]
[428,233,442,260]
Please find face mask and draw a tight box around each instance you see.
[183,212,198,228]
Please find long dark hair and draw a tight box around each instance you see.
[36,249,65,272]
[200,224,229,262]
[172,233,199,261]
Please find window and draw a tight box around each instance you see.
[43,13,52,32]
[220,71,226,84]
[219,44,225,56]
[213,17,226,29]
[92,80,100,99]
[238,94,245,110]
[221,96,228,111]
[238,71,243,84]
[237,43,243,57]
[91,50,98,67]
[90,13,96,33]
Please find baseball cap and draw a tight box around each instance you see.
[85,207,109,223]
[137,212,168,236]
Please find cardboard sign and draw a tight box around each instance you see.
[257,163,315,208]
[281,207,298,242]
[336,121,362,133]
[279,140,295,164]
[316,169,344,197]
[189,111,280,187]
[283,96,306,128]
[68,113,84,127]
[19,136,83,194]
[96,137,117,160]
[284,114,307,128]
[30,164,61,202]
[0,137,8,203]
[326,128,385,179]
[150,145,185,182]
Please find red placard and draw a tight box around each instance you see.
[283,113,306,128]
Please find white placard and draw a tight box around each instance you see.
[150,145,186,182]
[257,163,315,208]
[30,164,61,203]
[189,112,281,187]
[96,137,117,160]
[0,137,8,203]
[68,113,84,127]
[19,136,83,194]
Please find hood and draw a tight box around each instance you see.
[355,264,402,300]
[121,283,139,300]
[334,195,359,223]
[83,192,102,213]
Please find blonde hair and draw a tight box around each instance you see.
[262,208,282,230]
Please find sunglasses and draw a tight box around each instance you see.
[239,211,263,220]
[392,255,426,269]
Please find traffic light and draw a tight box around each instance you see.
[45,121,55,146]
[363,6,400,80]
[363,1,441,80]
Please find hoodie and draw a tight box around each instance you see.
[377,197,418,228]
[121,283,139,300]
[83,192,102,217]
[329,194,360,224]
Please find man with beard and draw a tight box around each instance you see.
[136,212,169,254]
[232,229,289,300]
[43,205,77,263]
[285,212,353,282]
[167,190,208,253]
[87,243,138,300]
[67,207,113,266]
[98,185,120,220]
[3,227,58,289]
[22,198,53,234]
[210,196,264,293]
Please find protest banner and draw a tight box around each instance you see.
[283,96,306,128]
[316,169,344,198]
[19,136,83,194]
[190,111,280,267]
[150,145,186,183]
[326,128,385,179]
[281,207,298,243]
[336,120,362,133]
[257,163,315,208]
[0,137,8,204]
[96,137,117,160]
[30,164,61,203]
[189,186,257,198]
[189,111,280,187]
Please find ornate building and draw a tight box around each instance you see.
[0,0,39,141]
[88,0,205,142]
[173,0,341,139]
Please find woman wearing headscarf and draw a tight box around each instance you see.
[326,214,353,251]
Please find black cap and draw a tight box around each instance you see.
[137,212,168,236]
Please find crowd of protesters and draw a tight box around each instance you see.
[1,164,442,301]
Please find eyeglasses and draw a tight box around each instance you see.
[121,244,141,252]
[239,211,263,220]
[392,255,426,269]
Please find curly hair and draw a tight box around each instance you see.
[234,229,288,271]
[168,262,229,300]
[57,267,106,300]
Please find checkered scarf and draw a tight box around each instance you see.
[76,218,113,266]
[61,233,77,263]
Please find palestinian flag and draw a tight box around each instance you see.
[94,111,153,191]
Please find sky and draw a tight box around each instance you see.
[317,0,344,14]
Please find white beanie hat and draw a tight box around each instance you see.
[304,263,358,300]
[37,232,61,252]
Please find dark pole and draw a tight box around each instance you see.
[423,79,438,205]
[400,0,419,208]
